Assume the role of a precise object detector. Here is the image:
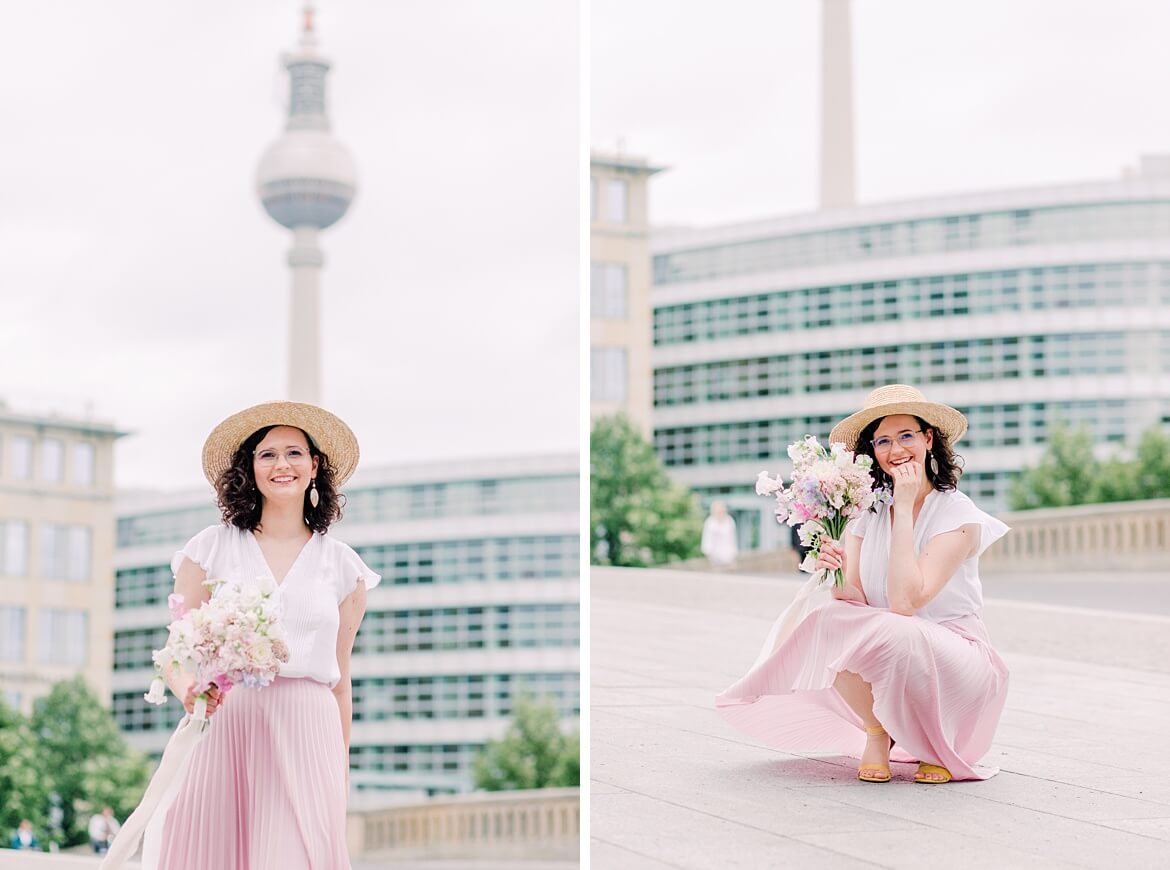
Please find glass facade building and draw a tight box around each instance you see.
[111,454,579,795]
[650,160,1170,550]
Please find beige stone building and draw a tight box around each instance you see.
[0,402,124,714]
[589,151,663,436]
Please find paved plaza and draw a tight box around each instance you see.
[591,567,1170,869]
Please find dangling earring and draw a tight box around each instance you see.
[309,478,320,508]
[928,453,939,477]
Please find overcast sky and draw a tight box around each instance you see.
[592,0,1170,226]
[1,1,579,491]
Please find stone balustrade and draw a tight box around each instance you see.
[678,498,1170,576]
[348,787,580,861]
[981,498,1170,571]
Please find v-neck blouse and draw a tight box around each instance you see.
[846,489,1009,623]
[172,524,381,688]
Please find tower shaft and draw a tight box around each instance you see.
[288,227,324,404]
[819,0,856,209]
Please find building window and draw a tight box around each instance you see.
[39,609,87,666]
[73,443,96,486]
[42,438,64,482]
[606,179,628,224]
[1,521,28,576]
[0,607,24,662]
[41,524,91,581]
[11,436,32,480]
[591,347,628,403]
[590,263,628,320]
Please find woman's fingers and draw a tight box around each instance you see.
[182,684,223,716]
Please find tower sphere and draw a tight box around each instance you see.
[256,131,357,230]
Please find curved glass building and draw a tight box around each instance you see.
[111,454,579,796]
[650,156,1170,550]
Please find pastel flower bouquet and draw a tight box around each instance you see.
[144,576,290,721]
[756,435,891,588]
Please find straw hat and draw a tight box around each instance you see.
[828,385,967,450]
[201,401,360,487]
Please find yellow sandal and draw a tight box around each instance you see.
[857,725,892,783]
[914,762,952,783]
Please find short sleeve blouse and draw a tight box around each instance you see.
[172,525,380,687]
[846,489,1008,623]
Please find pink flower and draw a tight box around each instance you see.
[167,593,189,620]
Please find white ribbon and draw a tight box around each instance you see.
[99,712,210,870]
[750,571,834,669]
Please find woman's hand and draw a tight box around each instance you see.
[820,538,866,602]
[891,457,923,508]
[816,538,846,577]
[182,683,223,717]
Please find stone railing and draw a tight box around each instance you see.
[348,787,580,862]
[676,498,1170,576]
[981,498,1170,571]
[667,549,799,575]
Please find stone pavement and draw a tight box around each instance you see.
[590,567,1170,869]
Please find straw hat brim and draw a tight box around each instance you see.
[829,392,967,451]
[201,401,360,487]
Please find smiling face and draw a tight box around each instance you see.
[871,414,934,478]
[252,426,319,505]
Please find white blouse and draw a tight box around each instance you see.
[172,524,381,688]
[846,489,1008,623]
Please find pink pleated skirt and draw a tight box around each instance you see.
[155,677,350,869]
[715,599,1009,780]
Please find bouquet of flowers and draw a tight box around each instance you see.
[144,576,290,721]
[756,435,891,588]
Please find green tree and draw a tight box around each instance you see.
[1010,424,1101,510]
[30,677,150,847]
[590,414,704,566]
[1011,423,1170,510]
[0,698,50,846]
[1127,426,1170,499]
[474,696,578,791]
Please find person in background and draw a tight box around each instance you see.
[10,819,38,850]
[89,806,120,854]
[701,501,738,569]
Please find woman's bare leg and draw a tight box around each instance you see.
[834,670,890,770]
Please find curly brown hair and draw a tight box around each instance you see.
[215,425,344,533]
[855,415,964,494]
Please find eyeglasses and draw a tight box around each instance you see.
[871,430,924,453]
[254,447,311,465]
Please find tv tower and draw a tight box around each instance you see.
[819,0,856,209]
[256,5,356,404]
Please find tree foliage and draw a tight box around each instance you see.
[0,697,50,842]
[1011,423,1170,510]
[590,415,704,567]
[17,677,151,848]
[473,696,579,791]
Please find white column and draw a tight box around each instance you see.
[819,0,856,209]
[288,226,323,403]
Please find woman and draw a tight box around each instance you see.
[716,385,1010,783]
[701,500,738,568]
[154,401,379,867]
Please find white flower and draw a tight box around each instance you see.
[256,574,277,596]
[755,471,783,496]
[144,677,167,705]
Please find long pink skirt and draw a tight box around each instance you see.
[155,677,350,869]
[715,599,1009,780]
